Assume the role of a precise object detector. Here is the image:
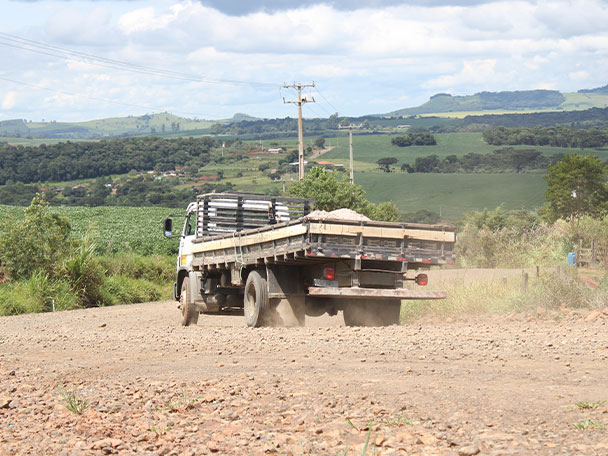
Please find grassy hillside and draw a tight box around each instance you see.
[357,172,546,219]
[318,132,608,219]
[0,113,225,139]
[322,132,596,165]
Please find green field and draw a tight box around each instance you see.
[317,133,560,219]
[322,132,607,165]
[358,172,547,219]
[0,205,179,256]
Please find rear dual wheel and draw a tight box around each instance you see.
[244,270,269,327]
[244,270,305,327]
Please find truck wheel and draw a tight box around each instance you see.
[180,278,199,326]
[244,270,269,327]
[343,300,401,327]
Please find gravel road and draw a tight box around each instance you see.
[1,300,607,455]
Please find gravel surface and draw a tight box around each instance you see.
[1,301,608,455]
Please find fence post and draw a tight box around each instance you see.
[522,272,529,292]
[536,265,539,278]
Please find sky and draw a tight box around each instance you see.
[0,0,607,122]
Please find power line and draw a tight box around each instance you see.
[315,87,340,115]
[0,32,280,88]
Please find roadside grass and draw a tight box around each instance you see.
[57,384,89,415]
[573,419,605,430]
[0,254,173,316]
[401,269,607,323]
[576,400,605,410]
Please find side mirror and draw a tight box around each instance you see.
[163,218,173,238]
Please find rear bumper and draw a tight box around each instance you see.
[307,287,446,300]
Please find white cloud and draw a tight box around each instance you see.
[423,60,498,89]
[45,5,116,45]
[0,0,606,120]
[569,70,590,82]
[1,92,18,110]
[118,2,189,34]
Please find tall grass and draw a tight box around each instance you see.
[0,253,174,316]
[401,270,608,323]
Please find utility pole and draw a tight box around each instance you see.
[339,123,362,184]
[283,82,315,180]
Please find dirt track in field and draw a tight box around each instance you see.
[1,295,608,455]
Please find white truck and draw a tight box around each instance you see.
[164,193,456,327]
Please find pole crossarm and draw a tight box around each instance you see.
[283,82,316,180]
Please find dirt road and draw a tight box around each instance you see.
[1,301,607,455]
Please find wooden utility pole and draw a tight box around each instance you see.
[339,124,362,184]
[283,82,315,180]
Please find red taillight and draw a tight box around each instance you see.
[415,274,428,286]
[323,267,335,280]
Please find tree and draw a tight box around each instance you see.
[391,136,412,147]
[414,155,440,172]
[288,166,399,221]
[543,154,608,222]
[377,157,398,173]
[0,194,71,280]
[314,137,325,149]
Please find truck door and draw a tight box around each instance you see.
[178,211,196,270]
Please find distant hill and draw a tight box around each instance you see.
[388,87,608,117]
[579,84,608,94]
[0,112,254,140]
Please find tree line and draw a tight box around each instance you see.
[0,176,234,208]
[0,136,218,185]
[482,126,608,148]
[463,107,608,129]
[400,148,562,173]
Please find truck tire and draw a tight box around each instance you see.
[244,270,269,327]
[343,300,401,327]
[180,278,199,326]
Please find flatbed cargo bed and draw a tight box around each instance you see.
[191,216,455,272]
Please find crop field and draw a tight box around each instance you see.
[0,205,179,256]
[322,132,602,165]
[357,172,547,219]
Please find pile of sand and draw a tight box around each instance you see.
[306,208,371,221]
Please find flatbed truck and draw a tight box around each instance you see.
[164,193,456,327]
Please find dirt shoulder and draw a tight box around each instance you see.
[1,301,607,455]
